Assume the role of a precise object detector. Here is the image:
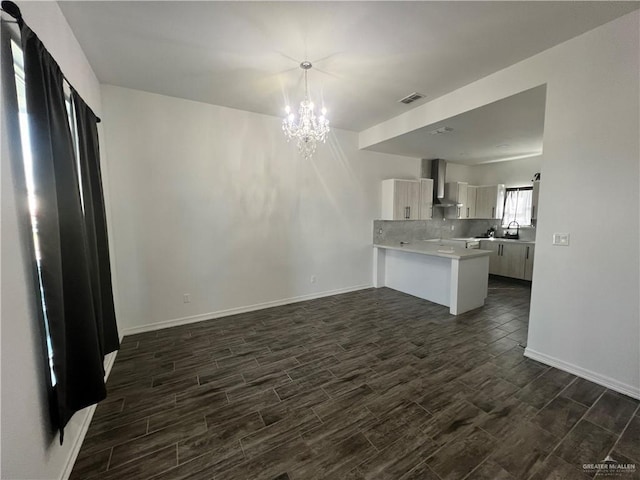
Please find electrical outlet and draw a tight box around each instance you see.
[183,293,191,303]
[378,228,383,234]
[450,225,455,231]
[310,275,317,284]
[552,233,570,246]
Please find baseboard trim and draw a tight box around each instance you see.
[121,284,374,337]
[61,348,119,480]
[524,347,640,400]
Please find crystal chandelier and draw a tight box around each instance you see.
[282,61,330,159]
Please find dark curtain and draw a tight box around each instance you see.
[72,92,120,357]
[20,22,117,441]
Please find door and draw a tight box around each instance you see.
[419,178,433,220]
[466,186,477,219]
[457,183,468,219]
[406,181,420,219]
[524,244,535,280]
[392,180,420,220]
[476,185,503,219]
[445,182,468,219]
[531,181,540,221]
[481,241,502,274]
[500,243,527,279]
[475,186,491,218]
[392,180,408,220]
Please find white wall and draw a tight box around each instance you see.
[443,156,542,187]
[361,12,640,397]
[443,162,472,184]
[1,2,114,479]
[101,85,419,332]
[467,155,542,188]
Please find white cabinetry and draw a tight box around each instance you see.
[445,182,468,219]
[419,179,434,220]
[466,186,477,219]
[524,244,535,281]
[499,243,527,279]
[531,181,540,221]
[481,241,502,274]
[481,240,533,280]
[381,179,420,220]
[475,184,506,219]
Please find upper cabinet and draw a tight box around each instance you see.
[445,182,468,219]
[380,179,506,221]
[418,178,434,220]
[475,184,506,219]
[466,185,477,219]
[531,180,540,221]
[381,179,420,220]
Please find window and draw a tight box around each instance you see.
[10,39,83,387]
[501,187,533,227]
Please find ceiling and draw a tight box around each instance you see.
[58,1,638,133]
[366,85,547,165]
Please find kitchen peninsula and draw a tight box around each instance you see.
[373,241,491,315]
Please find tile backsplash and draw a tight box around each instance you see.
[373,218,537,244]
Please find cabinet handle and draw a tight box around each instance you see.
[500,244,503,256]
[526,246,529,259]
[457,207,460,218]
[405,206,410,219]
[467,207,469,218]
[532,206,535,219]
[492,207,495,218]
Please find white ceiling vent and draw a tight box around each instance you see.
[428,126,454,135]
[398,92,425,104]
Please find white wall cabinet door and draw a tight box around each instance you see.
[475,185,506,219]
[419,178,434,220]
[531,181,540,221]
[381,179,420,220]
[406,181,420,219]
[445,182,468,219]
[475,186,491,218]
[466,185,477,219]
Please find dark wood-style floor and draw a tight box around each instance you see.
[71,277,639,480]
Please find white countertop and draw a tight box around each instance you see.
[456,237,536,245]
[373,242,492,260]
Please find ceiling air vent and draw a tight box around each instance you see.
[398,92,425,104]
[428,126,454,135]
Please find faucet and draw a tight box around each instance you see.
[506,221,520,238]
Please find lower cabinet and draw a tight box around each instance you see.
[524,244,535,281]
[481,241,534,280]
[481,241,501,274]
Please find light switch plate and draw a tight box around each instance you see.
[553,233,570,246]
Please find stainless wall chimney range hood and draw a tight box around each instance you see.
[422,158,461,208]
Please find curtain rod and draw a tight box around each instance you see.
[1,1,102,123]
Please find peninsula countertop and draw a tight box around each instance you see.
[373,241,492,260]
[453,237,536,245]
